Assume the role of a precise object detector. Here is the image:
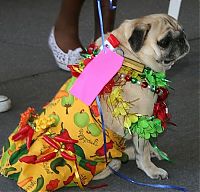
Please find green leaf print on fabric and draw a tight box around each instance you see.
[4,167,17,176]
[8,172,20,181]
[32,175,44,192]
[9,144,28,165]
[74,144,85,159]
[50,157,67,174]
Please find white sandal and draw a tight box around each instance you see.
[0,95,11,113]
[48,27,83,71]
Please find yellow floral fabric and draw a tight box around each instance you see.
[0,77,125,192]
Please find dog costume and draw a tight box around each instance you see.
[0,39,172,191]
[0,76,125,191]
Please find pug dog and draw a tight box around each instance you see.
[93,14,190,180]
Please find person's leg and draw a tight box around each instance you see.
[94,0,117,40]
[49,0,117,71]
[54,0,85,52]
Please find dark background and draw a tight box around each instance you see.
[0,0,199,191]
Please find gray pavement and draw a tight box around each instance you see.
[0,0,199,191]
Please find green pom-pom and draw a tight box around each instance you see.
[138,119,149,128]
[130,116,165,140]
[144,132,150,140]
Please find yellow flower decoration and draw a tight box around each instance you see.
[107,87,139,133]
[34,116,55,132]
[108,87,132,117]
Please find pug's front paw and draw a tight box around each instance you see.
[145,167,168,180]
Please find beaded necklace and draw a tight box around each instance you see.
[118,57,170,94]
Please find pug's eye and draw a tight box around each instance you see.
[157,35,171,48]
[157,38,170,48]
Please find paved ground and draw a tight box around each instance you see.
[0,0,199,191]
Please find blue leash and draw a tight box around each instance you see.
[97,0,106,51]
[96,1,188,191]
[109,166,188,192]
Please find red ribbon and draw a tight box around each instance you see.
[153,88,175,128]
[86,43,99,54]
[100,79,115,95]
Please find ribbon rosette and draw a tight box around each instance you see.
[12,107,58,150]
[12,107,37,150]
[153,88,175,128]
[141,68,169,90]
[69,43,100,78]
[130,116,164,140]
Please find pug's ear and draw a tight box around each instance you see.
[128,24,151,52]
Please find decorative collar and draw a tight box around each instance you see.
[122,57,144,73]
[68,43,170,95]
[118,57,170,93]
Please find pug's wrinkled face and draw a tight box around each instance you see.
[112,14,190,72]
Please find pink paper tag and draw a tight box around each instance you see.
[70,48,124,105]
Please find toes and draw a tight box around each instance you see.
[150,168,168,180]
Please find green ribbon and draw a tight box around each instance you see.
[130,116,164,140]
[149,139,171,162]
[81,53,93,59]
[81,48,100,59]
[141,68,169,89]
